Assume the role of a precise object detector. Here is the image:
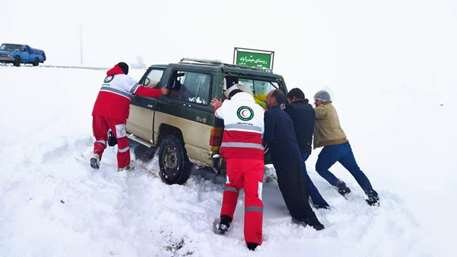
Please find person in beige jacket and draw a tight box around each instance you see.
[313,90,379,206]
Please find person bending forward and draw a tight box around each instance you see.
[264,89,324,230]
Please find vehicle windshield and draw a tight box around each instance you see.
[226,76,279,108]
[0,44,22,51]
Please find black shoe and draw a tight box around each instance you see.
[366,191,380,206]
[292,218,325,231]
[246,242,259,251]
[90,154,100,169]
[337,181,351,197]
[213,215,232,235]
[313,202,331,209]
[311,222,325,231]
[292,218,308,227]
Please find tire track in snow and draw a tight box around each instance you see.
[1,137,432,257]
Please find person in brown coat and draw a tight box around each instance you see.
[313,90,380,206]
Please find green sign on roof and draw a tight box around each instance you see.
[234,47,274,70]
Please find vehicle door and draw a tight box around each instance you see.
[127,67,165,145]
[154,67,215,164]
[22,46,32,61]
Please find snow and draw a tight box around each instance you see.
[0,66,456,257]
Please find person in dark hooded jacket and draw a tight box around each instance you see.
[263,89,324,230]
[286,88,330,209]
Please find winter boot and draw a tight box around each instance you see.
[246,242,259,251]
[366,190,380,206]
[90,154,100,169]
[107,130,117,147]
[336,181,351,197]
[213,215,232,235]
[118,161,135,172]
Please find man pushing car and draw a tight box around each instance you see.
[90,62,168,171]
[211,84,265,251]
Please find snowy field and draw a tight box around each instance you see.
[0,66,456,257]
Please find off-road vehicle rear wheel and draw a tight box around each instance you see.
[158,135,192,185]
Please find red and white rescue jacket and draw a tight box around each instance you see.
[215,92,265,160]
[92,65,162,121]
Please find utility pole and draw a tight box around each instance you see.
[79,24,84,65]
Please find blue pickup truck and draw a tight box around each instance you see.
[0,43,46,66]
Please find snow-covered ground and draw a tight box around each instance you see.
[0,66,455,257]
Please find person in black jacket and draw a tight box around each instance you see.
[264,89,324,230]
[286,88,330,209]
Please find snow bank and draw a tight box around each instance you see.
[0,66,455,257]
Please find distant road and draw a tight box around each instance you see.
[0,63,145,71]
[40,64,107,70]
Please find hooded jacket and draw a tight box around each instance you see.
[313,102,348,148]
[264,106,301,161]
[92,64,162,120]
[285,99,315,155]
[264,106,324,224]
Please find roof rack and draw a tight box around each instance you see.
[179,58,273,73]
[179,58,222,65]
[223,63,273,73]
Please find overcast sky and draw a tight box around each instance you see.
[2,0,457,94]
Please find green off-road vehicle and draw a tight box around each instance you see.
[127,58,287,185]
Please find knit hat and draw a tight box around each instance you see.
[117,62,129,75]
[314,90,331,102]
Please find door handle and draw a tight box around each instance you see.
[147,103,156,108]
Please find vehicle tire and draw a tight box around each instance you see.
[158,135,192,185]
[134,144,157,162]
[13,57,21,67]
[33,58,39,66]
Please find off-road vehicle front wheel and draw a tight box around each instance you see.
[158,135,192,185]
[13,57,21,67]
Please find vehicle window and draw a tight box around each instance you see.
[171,71,211,105]
[253,80,278,108]
[143,69,164,87]
[231,78,278,108]
[0,44,21,51]
[238,78,254,92]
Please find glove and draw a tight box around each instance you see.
[108,130,117,147]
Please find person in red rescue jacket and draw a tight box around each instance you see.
[90,62,167,171]
[211,84,265,251]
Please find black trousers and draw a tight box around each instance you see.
[273,155,322,226]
